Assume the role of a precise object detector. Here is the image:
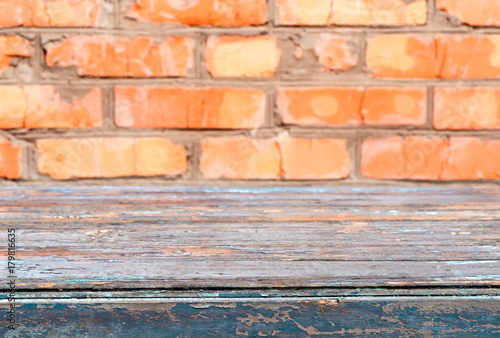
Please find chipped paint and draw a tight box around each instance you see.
[0,298,498,336]
[0,186,498,335]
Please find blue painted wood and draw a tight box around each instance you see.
[2,298,499,337]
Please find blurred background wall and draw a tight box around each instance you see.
[0,0,499,185]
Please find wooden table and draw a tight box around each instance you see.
[1,186,499,336]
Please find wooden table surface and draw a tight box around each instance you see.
[1,186,499,336]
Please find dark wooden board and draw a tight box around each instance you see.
[0,186,499,289]
[1,297,499,337]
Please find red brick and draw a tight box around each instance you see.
[276,0,426,26]
[0,0,101,27]
[437,0,500,26]
[115,87,265,129]
[0,36,30,75]
[200,136,351,180]
[361,137,449,180]
[367,35,500,79]
[278,87,427,126]
[361,137,404,179]
[134,138,188,177]
[314,35,358,71]
[442,138,500,180]
[0,87,25,128]
[437,35,500,79]
[277,88,364,126]
[362,87,427,126]
[37,138,186,179]
[401,137,449,180]
[0,86,101,129]
[206,36,282,77]
[188,88,265,129]
[0,138,21,179]
[46,36,193,77]
[127,0,265,26]
[278,136,349,179]
[363,136,500,180]
[331,0,426,25]
[26,87,102,128]
[434,87,500,129]
[200,137,281,179]
[276,0,332,25]
[366,35,441,78]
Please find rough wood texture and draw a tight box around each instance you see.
[1,186,499,336]
[1,186,499,289]
[1,298,499,337]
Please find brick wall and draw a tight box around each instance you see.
[0,0,499,184]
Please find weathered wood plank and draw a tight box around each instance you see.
[1,186,499,289]
[7,288,500,299]
[1,297,499,337]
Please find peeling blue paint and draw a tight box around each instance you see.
[3,299,498,337]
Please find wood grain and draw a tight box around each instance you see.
[1,186,499,290]
[1,297,499,337]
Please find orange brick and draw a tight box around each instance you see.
[366,35,441,78]
[314,35,358,71]
[0,138,21,179]
[437,35,500,79]
[46,36,193,77]
[134,138,187,177]
[434,87,500,129]
[115,87,187,129]
[362,87,427,125]
[278,136,349,179]
[276,0,333,25]
[276,0,426,26]
[332,0,426,25]
[127,0,265,26]
[200,137,281,179]
[0,86,101,129]
[0,36,30,75]
[437,0,500,26]
[442,138,500,180]
[0,87,25,128]
[277,88,364,126]
[115,87,265,129]
[206,36,282,77]
[367,35,500,79]
[0,0,101,26]
[0,0,33,26]
[26,87,102,128]
[188,88,265,129]
[401,137,449,179]
[38,138,134,179]
[361,137,449,180]
[37,138,186,179]
[361,137,405,179]
[279,87,427,126]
